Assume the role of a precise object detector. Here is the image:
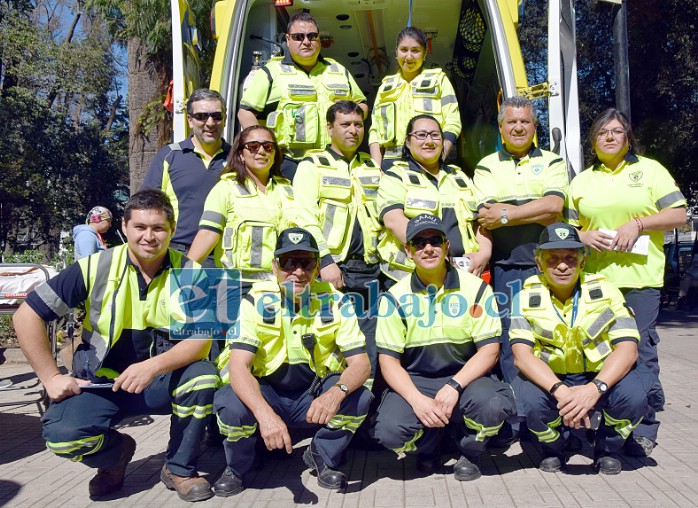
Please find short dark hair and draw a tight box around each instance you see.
[498,96,538,124]
[401,114,443,159]
[395,26,427,52]
[326,100,364,124]
[186,88,226,117]
[124,189,175,226]
[225,125,283,187]
[588,108,640,162]
[287,12,318,33]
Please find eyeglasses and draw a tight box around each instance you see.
[597,128,625,138]
[409,235,446,250]
[409,130,442,141]
[288,32,319,42]
[277,257,317,271]
[190,111,224,122]
[242,140,276,153]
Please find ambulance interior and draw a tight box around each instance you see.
[226,0,520,174]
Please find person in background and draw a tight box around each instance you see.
[369,26,461,170]
[566,108,687,457]
[377,114,488,286]
[73,206,112,260]
[237,12,368,181]
[142,88,230,258]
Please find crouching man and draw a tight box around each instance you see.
[212,227,372,496]
[510,223,646,474]
[13,189,219,501]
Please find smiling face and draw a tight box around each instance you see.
[122,209,174,266]
[498,105,536,157]
[396,36,426,80]
[286,20,320,69]
[593,118,629,166]
[405,117,443,169]
[239,129,276,177]
[187,98,225,149]
[536,248,585,300]
[405,229,449,273]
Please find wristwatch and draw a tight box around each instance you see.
[335,383,349,394]
[500,208,509,225]
[446,378,464,394]
[549,381,564,396]
[592,378,608,394]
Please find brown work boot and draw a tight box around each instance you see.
[88,432,137,498]
[160,464,213,502]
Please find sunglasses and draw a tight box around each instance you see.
[242,140,276,154]
[288,32,319,42]
[409,235,446,250]
[277,257,318,271]
[190,111,224,122]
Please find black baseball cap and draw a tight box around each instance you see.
[406,214,447,243]
[274,227,320,256]
[537,223,584,250]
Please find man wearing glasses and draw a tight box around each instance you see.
[373,214,515,481]
[212,227,372,496]
[142,88,231,259]
[237,12,368,181]
[472,96,569,446]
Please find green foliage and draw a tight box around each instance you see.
[3,249,45,264]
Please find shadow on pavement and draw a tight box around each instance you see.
[0,480,22,505]
[0,413,45,465]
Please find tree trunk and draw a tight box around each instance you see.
[128,37,169,193]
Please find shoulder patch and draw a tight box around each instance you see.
[529,293,542,308]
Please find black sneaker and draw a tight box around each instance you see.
[624,436,656,457]
[594,453,622,475]
[213,467,245,497]
[416,452,441,475]
[453,455,481,481]
[303,443,346,490]
[539,455,564,473]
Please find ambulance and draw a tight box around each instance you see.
[171,0,583,175]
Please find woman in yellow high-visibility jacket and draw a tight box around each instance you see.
[369,26,462,170]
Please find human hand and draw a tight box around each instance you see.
[579,229,614,252]
[306,387,344,425]
[476,203,505,230]
[320,263,344,290]
[610,220,641,252]
[113,361,158,394]
[433,384,459,420]
[44,373,81,402]
[464,251,488,276]
[555,384,600,429]
[411,393,450,428]
[258,410,293,453]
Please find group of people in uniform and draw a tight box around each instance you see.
[12,10,688,503]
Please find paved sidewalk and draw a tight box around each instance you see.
[1,308,697,507]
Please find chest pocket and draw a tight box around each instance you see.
[404,174,439,216]
[322,82,351,101]
[411,73,441,115]
[313,318,343,376]
[319,176,353,251]
[268,84,319,148]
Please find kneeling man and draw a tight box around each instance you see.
[510,222,646,474]
[213,228,372,496]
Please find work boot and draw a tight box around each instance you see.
[539,454,564,473]
[303,443,346,490]
[594,453,622,475]
[624,436,656,457]
[88,432,137,498]
[453,455,481,481]
[416,452,441,475]
[213,467,245,497]
[160,465,213,502]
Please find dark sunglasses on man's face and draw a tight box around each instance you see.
[288,32,319,42]
[190,111,224,122]
[277,257,318,271]
[243,141,276,154]
[409,235,446,250]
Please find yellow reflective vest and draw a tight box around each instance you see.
[511,273,640,374]
[377,161,479,280]
[294,150,382,264]
[217,280,365,385]
[199,174,296,281]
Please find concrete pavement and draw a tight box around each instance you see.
[1,307,697,507]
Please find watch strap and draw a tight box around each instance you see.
[549,381,565,396]
[446,378,464,394]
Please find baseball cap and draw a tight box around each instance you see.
[274,227,320,257]
[86,206,113,224]
[537,223,584,250]
[406,214,447,243]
